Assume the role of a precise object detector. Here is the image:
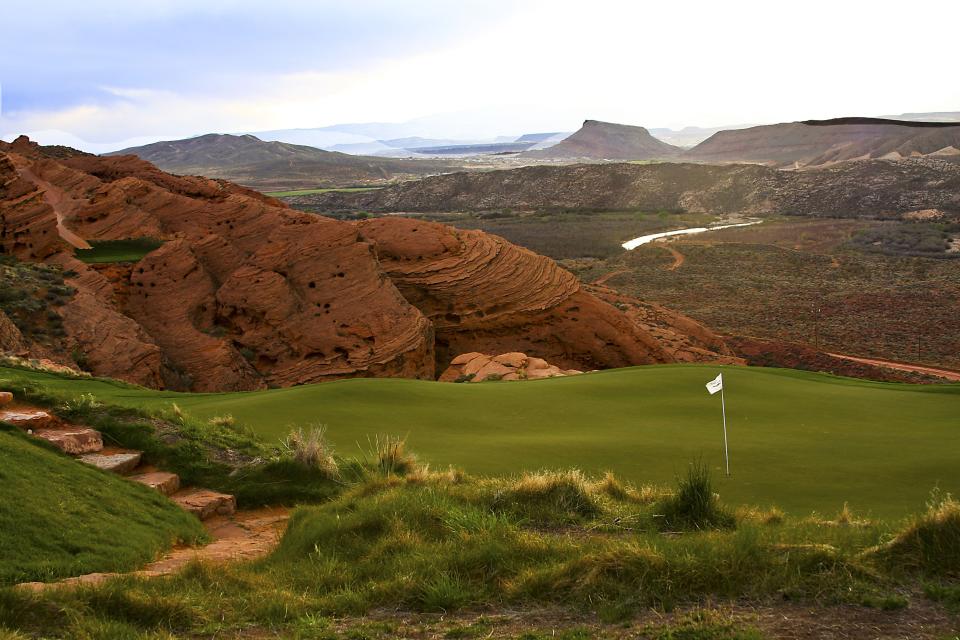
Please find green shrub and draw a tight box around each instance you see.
[656,460,735,531]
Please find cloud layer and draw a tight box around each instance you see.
[2,0,959,151]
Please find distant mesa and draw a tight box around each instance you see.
[686,117,960,167]
[523,119,683,160]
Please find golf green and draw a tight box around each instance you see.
[3,364,957,518]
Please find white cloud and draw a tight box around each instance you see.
[3,0,959,151]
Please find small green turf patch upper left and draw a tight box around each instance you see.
[74,238,163,264]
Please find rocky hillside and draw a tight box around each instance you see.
[108,134,463,190]
[687,117,960,167]
[0,136,736,390]
[524,120,682,160]
[316,159,960,218]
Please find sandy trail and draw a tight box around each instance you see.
[663,244,685,270]
[18,507,289,591]
[8,158,91,250]
[591,269,629,286]
[827,353,960,382]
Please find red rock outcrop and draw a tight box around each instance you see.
[358,217,731,372]
[1,136,738,390]
[1,137,432,390]
[439,352,583,382]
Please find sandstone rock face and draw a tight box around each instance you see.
[359,217,686,373]
[0,137,434,389]
[440,351,584,382]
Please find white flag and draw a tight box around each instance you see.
[706,373,723,395]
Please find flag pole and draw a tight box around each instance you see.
[720,380,730,476]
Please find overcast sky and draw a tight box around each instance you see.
[2,0,958,151]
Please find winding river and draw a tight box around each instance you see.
[622,220,761,251]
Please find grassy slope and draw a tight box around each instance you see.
[0,428,204,585]
[3,365,958,518]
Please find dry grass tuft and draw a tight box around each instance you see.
[365,434,418,476]
[283,426,339,479]
[737,505,786,526]
[865,490,960,577]
[208,414,236,428]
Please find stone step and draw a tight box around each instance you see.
[129,471,181,496]
[33,427,103,454]
[0,409,63,431]
[79,449,143,475]
[171,489,237,520]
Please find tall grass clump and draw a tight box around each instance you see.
[364,434,418,476]
[656,460,735,531]
[282,426,339,479]
[866,489,960,577]
[492,469,601,524]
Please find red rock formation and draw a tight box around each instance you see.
[358,217,731,372]
[439,351,583,382]
[1,137,432,389]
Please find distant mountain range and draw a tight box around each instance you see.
[246,122,572,158]
[106,134,463,190]
[107,112,960,190]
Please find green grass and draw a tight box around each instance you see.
[5,468,944,638]
[264,187,380,197]
[1,365,957,518]
[0,427,204,585]
[74,238,164,264]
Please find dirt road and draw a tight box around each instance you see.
[827,352,960,382]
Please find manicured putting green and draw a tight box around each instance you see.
[74,238,163,263]
[3,365,958,518]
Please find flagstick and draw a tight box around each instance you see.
[720,382,730,476]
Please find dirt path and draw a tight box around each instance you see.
[8,157,91,250]
[18,507,289,591]
[592,269,630,286]
[827,352,960,382]
[662,244,685,270]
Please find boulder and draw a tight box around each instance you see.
[450,352,485,366]
[440,351,584,383]
[79,450,142,474]
[0,392,12,406]
[33,427,103,454]
[172,489,237,520]
[492,352,528,368]
[473,361,514,382]
[0,409,62,431]
[130,471,181,496]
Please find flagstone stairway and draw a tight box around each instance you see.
[0,391,236,520]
